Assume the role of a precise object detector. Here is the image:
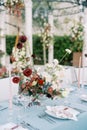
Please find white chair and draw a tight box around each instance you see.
[0,78,18,101]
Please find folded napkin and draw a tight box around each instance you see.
[46,105,80,121]
[0,122,28,130]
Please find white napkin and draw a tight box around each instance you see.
[80,94,87,101]
[0,122,28,130]
[46,106,79,121]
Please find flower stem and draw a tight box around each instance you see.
[59,53,68,63]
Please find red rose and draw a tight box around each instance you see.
[38,78,44,85]
[20,35,27,42]
[23,68,32,77]
[17,42,23,49]
[12,76,20,84]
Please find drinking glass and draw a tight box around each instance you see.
[21,95,33,110]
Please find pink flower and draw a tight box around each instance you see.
[1,67,7,73]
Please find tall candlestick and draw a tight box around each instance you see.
[8,63,12,110]
[81,65,85,88]
[78,56,81,88]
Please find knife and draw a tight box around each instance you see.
[11,125,19,130]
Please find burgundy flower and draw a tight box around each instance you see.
[12,76,20,84]
[23,68,32,77]
[84,54,87,57]
[31,54,36,59]
[17,42,23,49]
[20,35,27,42]
[38,78,44,85]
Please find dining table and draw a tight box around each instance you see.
[0,84,87,130]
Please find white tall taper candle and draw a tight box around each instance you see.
[78,56,81,88]
[8,62,12,110]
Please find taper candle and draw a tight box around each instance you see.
[8,63,12,110]
[78,56,81,88]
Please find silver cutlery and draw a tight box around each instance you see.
[64,102,86,113]
[21,121,39,130]
[38,113,56,124]
[11,125,19,130]
[70,107,85,113]
[0,107,8,111]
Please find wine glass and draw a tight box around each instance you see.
[7,109,13,123]
[21,95,33,110]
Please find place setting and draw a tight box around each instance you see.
[45,105,80,121]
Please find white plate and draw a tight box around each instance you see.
[80,94,87,102]
[45,106,80,120]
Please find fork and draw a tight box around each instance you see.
[38,113,56,124]
[21,121,39,130]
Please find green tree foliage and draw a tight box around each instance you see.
[6,35,16,55]
[6,35,82,65]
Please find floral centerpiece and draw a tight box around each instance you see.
[70,22,83,52]
[44,59,65,90]
[11,35,72,99]
[40,22,53,64]
[42,49,72,97]
[11,35,57,98]
[41,23,53,48]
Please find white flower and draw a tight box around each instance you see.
[52,82,61,90]
[52,59,59,65]
[42,72,51,82]
[45,59,65,89]
[61,89,70,97]
[32,81,37,86]
[65,49,71,54]
[19,50,26,56]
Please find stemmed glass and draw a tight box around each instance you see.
[16,107,23,125]
[21,95,33,110]
[7,108,13,123]
[14,95,31,125]
[62,66,78,105]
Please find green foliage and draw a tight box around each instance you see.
[6,34,83,66]
[69,22,83,52]
[33,35,44,64]
[54,35,72,65]
[6,35,16,55]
